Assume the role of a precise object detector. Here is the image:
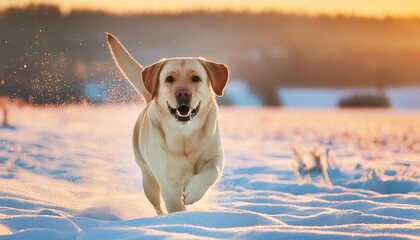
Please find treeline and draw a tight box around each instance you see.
[1,5,420,105]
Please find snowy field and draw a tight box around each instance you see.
[0,105,419,239]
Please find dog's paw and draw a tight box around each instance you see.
[183,177,207,205]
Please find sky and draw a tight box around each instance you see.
[1,0,420,18]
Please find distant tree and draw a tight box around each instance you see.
[0,97,11,127]
[0,96,25,127]
[338,93,390,108]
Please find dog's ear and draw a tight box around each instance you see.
[200,58,229,96]
[141,60,166,99]
[106,33,153,102]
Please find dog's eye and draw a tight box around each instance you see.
[192,75,201,82]
[166,76,174,83]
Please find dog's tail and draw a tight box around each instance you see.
[106,33,152,102]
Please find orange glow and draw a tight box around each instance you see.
[1,0,420,18]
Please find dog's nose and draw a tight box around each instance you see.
[175,88,191,101]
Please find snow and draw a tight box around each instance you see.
[224,80,262,106]
[0,105,419,239]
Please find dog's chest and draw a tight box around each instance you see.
[164,132,207,161]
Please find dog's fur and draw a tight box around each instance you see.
[106,33,228,215]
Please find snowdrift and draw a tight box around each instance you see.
[0,106,419,239]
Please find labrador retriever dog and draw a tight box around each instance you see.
[106,33,228,215]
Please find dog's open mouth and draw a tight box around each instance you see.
[167,101,201,123]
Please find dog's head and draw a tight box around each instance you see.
[142,58,228,123]
[107,33,228,124]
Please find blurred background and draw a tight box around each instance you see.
[1,0,420,108]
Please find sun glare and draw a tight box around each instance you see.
[0,0,420,18]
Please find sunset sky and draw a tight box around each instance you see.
[1,0,420,18]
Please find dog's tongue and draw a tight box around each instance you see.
[177,105,191,116]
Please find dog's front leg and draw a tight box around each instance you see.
[183,156,222,205]
[161,183,186,213]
